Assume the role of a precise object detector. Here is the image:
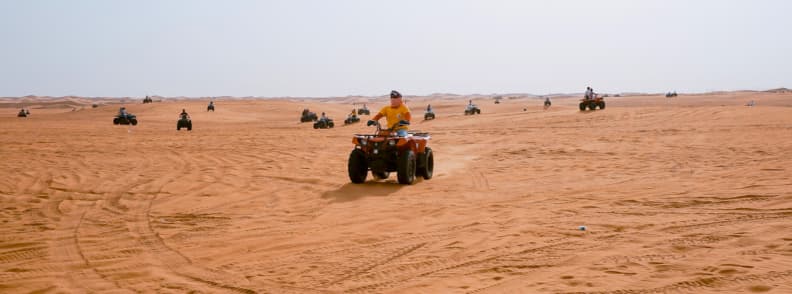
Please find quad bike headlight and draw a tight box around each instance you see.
[359,138,367,146]
[388,140,396,146]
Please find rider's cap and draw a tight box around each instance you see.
[390,90,402,99]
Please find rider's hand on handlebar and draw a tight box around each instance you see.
[367,120,376,126]
[398,120,410,126]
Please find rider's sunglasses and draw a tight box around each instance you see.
[391,96,401,99]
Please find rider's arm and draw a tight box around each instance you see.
[403,111,411,122]
[372,112,384,121]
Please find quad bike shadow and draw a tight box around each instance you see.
[321,181,408,203]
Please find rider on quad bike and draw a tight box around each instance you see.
[424,104,435,120]
[348,90,434,185]
[345,109,360,125]
[370,90,411,137]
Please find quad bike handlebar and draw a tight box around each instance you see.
[359,120,428,138]
[367,120,409,131]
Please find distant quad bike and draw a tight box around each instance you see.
[544,99,552,110]
[207,103,215,112]
[344,115,360,125]
[142,96,153,104]
[314,117,335,129]
[665,92,678,98]
[424,110,435,120]
[301,109,318,122]
[579,96,606,111]
[177,114,192,131]
[348,121,433,185]
[113,113,138,125]
[464,104,481,115]
[17,109,28,117]
[357,107,370,115]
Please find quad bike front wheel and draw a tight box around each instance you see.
[397,149,416,185]
[348,149,368,184]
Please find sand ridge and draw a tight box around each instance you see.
[1,92,791,293]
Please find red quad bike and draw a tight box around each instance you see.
[348,121,434,185]
[579,95,606,111]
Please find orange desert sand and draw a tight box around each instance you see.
[1,91,791,293]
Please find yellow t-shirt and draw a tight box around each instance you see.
[378,104,411,130]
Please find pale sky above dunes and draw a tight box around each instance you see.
[1,0,790,97]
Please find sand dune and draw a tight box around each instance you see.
[1,92,791,293]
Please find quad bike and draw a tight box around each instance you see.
[207,104,215,112]
[424,110,435,120]
[143,96,153,104]
[177,114,192,131]
[579,96,605,111]
[665,92,678,98]
[544,99,552,110]
[113,113,138,125]
[464,104,481,115]
[301,110,318,122]
[17,109,28,117]
[344,115,360,125]
[357,108,370,115]
[348,121,433,185]
[314,117,335,129]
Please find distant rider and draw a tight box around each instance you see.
[119,107,128,118]
[180,108,189,119]
[426,104,432,112]
[369,90,411,136]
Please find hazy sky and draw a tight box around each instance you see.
[1,0,790,97]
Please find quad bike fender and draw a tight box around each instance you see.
[395,138,409,148]
[398,138,428,154]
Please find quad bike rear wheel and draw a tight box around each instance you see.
[397,149,416,185]
[416,147,434,180]
[348,149,368,184]
[599,101,606,109]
